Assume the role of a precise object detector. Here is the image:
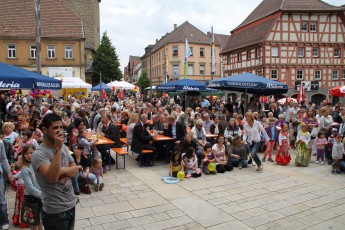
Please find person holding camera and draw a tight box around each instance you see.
[32,113,80,230]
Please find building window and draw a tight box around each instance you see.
[332,70,339,80]
[298,47,305,58]
[188,64,194,75]
[271,69,278,79]
[314,70,321,80]
[342,70,345,80]
[301,22,308,32]
[227,55,231,64]
[7,45,16,58]
[172,46,178,56]
[65,45,73,59]
[172,64,179,80]
[200,48,205,57]
[256,70,262,76]
[272,47,279,57]
[247,50,251,60]
[199,64,205,75]
[30,45,36,59]
[237,53,241,62]
[297,70,304,80]
[189,47,193,56]
[334,48,341,58]
[312,48,319,58]
[47,45,55,59]
[256,48,260,59]
[310,22,317,32]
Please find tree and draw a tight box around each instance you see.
[92,31,122,85]
[137,71,150,91]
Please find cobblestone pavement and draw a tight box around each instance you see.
[7,149,345,230]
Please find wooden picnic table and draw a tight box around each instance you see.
[152,134,174,163]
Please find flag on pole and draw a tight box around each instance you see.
[184,37,192,79]
[211,26,216,76]
[164,45,169,83]
[297,83,306,104]
[102,88,106,99]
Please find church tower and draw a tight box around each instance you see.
[60,0,101,82]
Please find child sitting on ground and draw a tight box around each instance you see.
[90,158,104,191]
[169,151,183,177]
[331,134,344,175]
[182,147,201,178]
[202,143,217,175]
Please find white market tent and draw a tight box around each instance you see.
[55,77,92,89]
[107,80,135,90]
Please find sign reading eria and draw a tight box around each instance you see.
[0,81,20,88]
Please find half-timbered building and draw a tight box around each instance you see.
[221,0,345,103]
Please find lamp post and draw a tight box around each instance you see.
[34,0,41,74]
[149,51,152,99]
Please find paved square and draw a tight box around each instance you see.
[7,149,345,229]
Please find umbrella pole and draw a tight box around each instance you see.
[245,88,248,113]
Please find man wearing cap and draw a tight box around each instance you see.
[200,96,210,109]
[203,114,214,133]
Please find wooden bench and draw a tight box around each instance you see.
[120,138,129,152]
[138,149,154,167]
[112,148,129,169]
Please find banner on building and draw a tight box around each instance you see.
[294,81,319,91]
[49,67,73,78]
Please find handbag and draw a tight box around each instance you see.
[21,199,39,225]
[310,127,318,137]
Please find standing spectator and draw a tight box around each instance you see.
[21,144,43,230]
[263,117,279,162]
[0,140,13,230]
[32,113,80,230]
[243,112,270,171]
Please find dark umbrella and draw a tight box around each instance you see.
[0,62,61,89]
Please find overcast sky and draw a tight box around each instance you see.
[100,0,343,73]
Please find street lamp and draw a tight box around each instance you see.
[149,51,152,99]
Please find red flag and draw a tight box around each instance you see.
[102,89,106,99]
[297,83,306,104]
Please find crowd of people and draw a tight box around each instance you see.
[0,91,345,229]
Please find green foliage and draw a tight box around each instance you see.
[92,31,122,85]
[137,71,150,90]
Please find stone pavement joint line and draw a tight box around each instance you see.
[7,150,345,229]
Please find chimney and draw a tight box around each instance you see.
[174,24,177,30]
[156,39,158,44]
[207,32,211,36]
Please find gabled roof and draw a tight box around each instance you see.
[151,21,215,53]
[222,18,276,54]
[234,0,343,31]
[223,0,344,54]
[0,0,84,39]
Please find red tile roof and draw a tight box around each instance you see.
[151,21,216,53]
[222,17,276,54]
[0,0,84,39]
[235,0,343,31]
[223,0,344,54]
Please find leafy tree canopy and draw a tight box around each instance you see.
[137,71,150,90]
[92,31,122,85]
